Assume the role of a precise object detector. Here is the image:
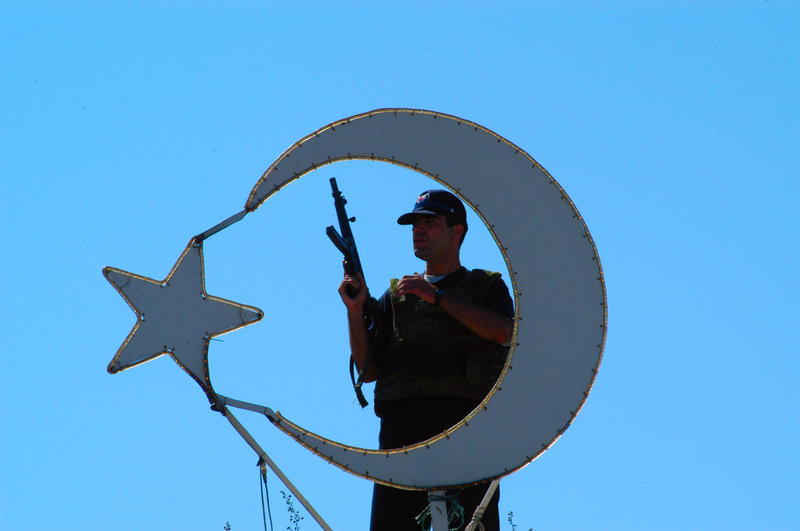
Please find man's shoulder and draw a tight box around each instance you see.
[433,267,505,291]
[459,268,505,290]
[461,268,514,319]
[465,268,503,281]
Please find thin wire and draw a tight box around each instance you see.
[259,464,274,531]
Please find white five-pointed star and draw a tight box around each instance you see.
[103,237,263,392]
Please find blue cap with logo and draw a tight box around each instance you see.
[397,190,468,230]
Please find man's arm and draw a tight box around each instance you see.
[338,272,379,383]
[396,275,513,345]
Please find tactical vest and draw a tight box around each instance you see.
[374,269,509,402]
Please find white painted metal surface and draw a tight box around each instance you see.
[104,108,605,496]
[104,238,263,393]
[428,491,450,531]
[242,109,606,489]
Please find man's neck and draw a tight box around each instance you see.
[425,258,462,277]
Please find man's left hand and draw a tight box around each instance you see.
[396,274,436,304]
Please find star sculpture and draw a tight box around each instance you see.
[103,237,263,394]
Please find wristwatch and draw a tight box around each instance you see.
[434,288,446,307]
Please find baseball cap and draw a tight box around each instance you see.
[397,190,468,230]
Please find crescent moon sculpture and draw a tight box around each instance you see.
[241,109,606,490]
[105,108,606,497]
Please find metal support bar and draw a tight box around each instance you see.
[196,209,247,242]
[215,394,277,421]
[221,406,333,531]
[428,491,450,531]
[464,479,500,531]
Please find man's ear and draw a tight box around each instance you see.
[452,224,466,243]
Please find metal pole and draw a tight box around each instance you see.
[428,490,450,531]
[196,209,247,242]
[221,405,333,531]
[464,479,500,531]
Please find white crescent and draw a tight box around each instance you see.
[243,108,606,490]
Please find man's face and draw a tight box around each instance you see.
[411,214,459,261]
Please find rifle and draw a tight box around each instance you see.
[326,177,374,407]
[326,178,364,297]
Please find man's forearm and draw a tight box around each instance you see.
[438,292,513,345]
[396,274,513,345]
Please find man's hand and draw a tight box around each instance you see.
[339,271,368,312]
[399,273,513,345]
[396,274,436,303]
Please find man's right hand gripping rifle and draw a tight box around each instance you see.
[326,177,377,407]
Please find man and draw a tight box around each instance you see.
[339,190,514,531]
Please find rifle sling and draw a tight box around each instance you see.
[350,355,370,408]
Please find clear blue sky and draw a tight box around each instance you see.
[1,2,798,530]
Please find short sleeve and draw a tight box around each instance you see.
[485,275,515,319]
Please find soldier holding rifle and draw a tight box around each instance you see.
[334,184,513,531]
